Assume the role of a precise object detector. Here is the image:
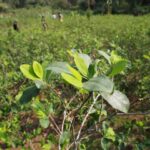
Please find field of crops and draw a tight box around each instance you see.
[0,7,150,150]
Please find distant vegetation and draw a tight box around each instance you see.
[0,0,150,14]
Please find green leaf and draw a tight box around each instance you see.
[74,54,88,77]
[20,64,38,80]
[20,86,40,104]
[61,73,83,88]
[79,53,92,68]
[110,50,122,63]
[68,51,91,77]
[109,60,128,77]
[46,62,71,74]
[87,63,97,79]
[83,76,114,93]
[101,90,130,113]
[39,118,50,128]
[59,131,70,148]
[104,127,116,142]
[98,50,111,64]
[67,65,82,81]
[33,61,43,79]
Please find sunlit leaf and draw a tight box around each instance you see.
[36,110,46,118]
[110,50,122,63]
[61,73,83,88]
[83,76,114,93]
[79,53,92,68]
[46,62,71,74]
[20,64,38,80]
[109,60,128,76]
[67,65,82,81]
[101,90,130,113]
[33,61,43,79]
[74,54,88,77]
[104,127,116,142]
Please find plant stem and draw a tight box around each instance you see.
[49,115,61,134]
[75,93,100,149]
[58,110,67,150]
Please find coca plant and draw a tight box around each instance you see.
[20,49,130,149]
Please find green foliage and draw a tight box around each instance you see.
[0,7,149,149]
[47,62,71,74]
[61,72,83,88]
[83,76,114,93]
[102,90,130,113]
[71,52,89,77]
[20,64,39,80]
[32,99,53,128]
[59,131,71,149]
[33,61,43,79]
[20,86,40,104]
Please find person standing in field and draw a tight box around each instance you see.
[41,16,48,31]
[13,20,19,32]
[58,12,63,22]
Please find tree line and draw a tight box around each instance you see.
[1,0,150,14]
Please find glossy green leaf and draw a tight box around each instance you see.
[104,127,116,142]
[109,60,128,77]
[46,62,71,74]
[101,90,130,113]
[33,61,43,79]
[20,64,38,80]
[79,53,92,68]
[61,73,83,88]
[67,65,82,81]
[83,76,114,93]
[74,54,88,77]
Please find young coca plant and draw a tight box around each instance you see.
[20,50,130,149]
[20,61,52,128]
[47,50,130,113]
[46,50,130,149]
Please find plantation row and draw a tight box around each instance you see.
[0,8,150,149]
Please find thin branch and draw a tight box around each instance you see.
[116,112,150,116]
[61,110,67,133]
[99,98,103,123]
[66,93,79,108]
[70,93,92,129]
[75,93,101,145]
[49,115,61,134]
